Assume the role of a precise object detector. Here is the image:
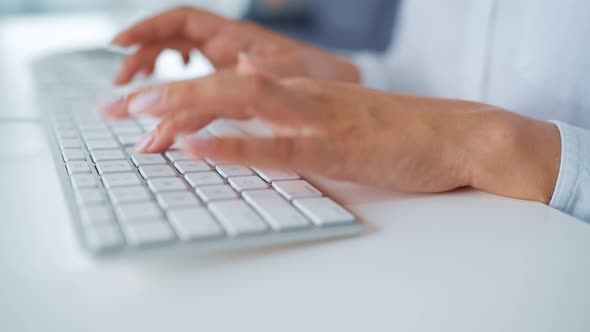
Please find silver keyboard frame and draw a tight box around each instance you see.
[36,70,363,258]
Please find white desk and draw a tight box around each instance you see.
[1,12,590,332]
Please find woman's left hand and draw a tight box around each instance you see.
[99,56,561,203]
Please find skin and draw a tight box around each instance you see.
[111,6,359,84]
[103,6,561,204]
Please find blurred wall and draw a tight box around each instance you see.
[1,0,399,52]
[249,0,400,51]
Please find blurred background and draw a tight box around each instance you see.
[0,0,399,52]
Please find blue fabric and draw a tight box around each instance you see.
[249,0,399,51]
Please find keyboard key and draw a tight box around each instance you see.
[209,200,269,236]
[157,192,201,209]
[206,157,233,166]
[80,206,113,225]
[165,150,192,163]
[59,138,82,149]
[243,190,310,231]
[109,120,141,133]
[139,165,176,179]
[131,153,167,166]
[79,123,108,131]
[122,220,175,247]
[90,149,126,162]
[86,138,119,150]
[116,202,162,222]
[66,161,90,174]
[117,134,143,146]
[102,172,141,188]
[82,130,113,140]
[147,177,187,193]
[113,126,143,135]
[294,197,355,226]
[62,148,85,162]
[196,185,238,203]
[96,160,133,174]
[168,207,224,240]
[252,168,300,183]
[70,174,97,189]
[76,188,106,206]
[215,165,253,178]
[54,121,76,131]
[173,160,210,174]
[137,117,160,131]
[108,119,140,129]
[206,120,245,137]
[84,224,123,251]
[108,186,151,204]
[272,180,322,200]
[55,128,78,139]
[228,176,268,192]
[185,172,224,187]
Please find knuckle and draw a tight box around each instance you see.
[247,75,271,97]
[283,77,318,92]
[234,19,259,31]
[222,20,243,35]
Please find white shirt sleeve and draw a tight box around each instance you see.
[549,121,590,222]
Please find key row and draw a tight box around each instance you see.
[82,194,355,251]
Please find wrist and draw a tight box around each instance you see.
[452,108,561,204]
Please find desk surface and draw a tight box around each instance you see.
[1,12,590,332]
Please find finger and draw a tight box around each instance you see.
[199,30,250,68]
[112,6,226,47]
[102,62,306,120]
[179,135,333,172]
[141,63,156,76]
[113,39,195,85]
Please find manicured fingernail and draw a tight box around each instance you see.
[129,89,162,116]
[97,98,125,116]
[134,131,154,152]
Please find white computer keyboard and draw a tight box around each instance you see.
[32,48,362,256]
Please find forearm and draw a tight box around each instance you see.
[449,109,561,204]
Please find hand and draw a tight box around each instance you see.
[100,56,561,203]
[111,6,359,84]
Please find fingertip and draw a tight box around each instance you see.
[111,33,133,46]
[110,34,124,45]
[113,69,130,85]
[144,134,175,153]
[134,131,155,153]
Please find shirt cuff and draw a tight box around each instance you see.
[548,121,582,215]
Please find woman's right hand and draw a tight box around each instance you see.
[111,6,360,85]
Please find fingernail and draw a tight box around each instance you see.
[97,98,125,116]
[129,89,162,116]
[134,131,154,152]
